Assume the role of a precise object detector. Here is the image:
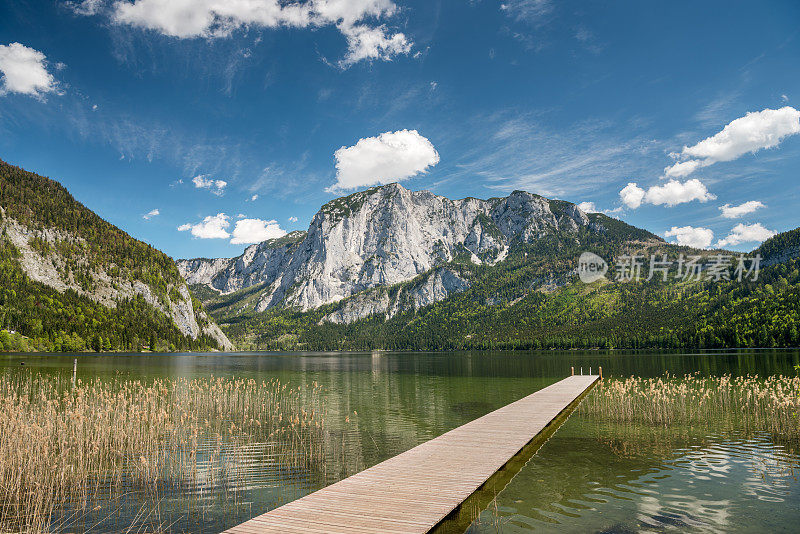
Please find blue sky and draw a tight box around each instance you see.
[1,0,799,258]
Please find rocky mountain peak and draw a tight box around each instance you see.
[178,185,595,315]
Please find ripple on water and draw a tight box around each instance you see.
[467,423,800,533]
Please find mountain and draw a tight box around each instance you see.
[182,183,735,348]
[179,183,659,317]
[6,159,795,355]
[0,159,232,352]
[182,184,800,351]
[195,220,800,352]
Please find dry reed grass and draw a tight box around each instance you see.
[579,373,800,438]
[0,373,327,533]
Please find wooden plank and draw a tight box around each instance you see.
[224,374,598,534]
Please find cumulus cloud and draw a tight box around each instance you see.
[716,223,776,248]
[177,213,230,239]
[619,182,645,209]
[0,42,59,97]
[178,213,287,244]
[665,107,800,178]
[620,179,715,209]
[192,174,227,195]
[665,226,714,249]
[288,216,298,222]
[643,179,716,207]
[328,129,439,192]
[142,208,160,220]
[576,201,598,213]
[230,218,287,244]
[684,107,800,161]
[103,0,410,66]
[719,200,765,219]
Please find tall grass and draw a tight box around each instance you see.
[0,373,327,533]
[579,373,800,438]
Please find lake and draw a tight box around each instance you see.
[2,349,799,533]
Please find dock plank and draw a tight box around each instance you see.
[224,374,598,534]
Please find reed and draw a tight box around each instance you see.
[579,373,800,438]
[0,372,327,533]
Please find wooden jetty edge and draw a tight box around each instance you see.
[225,374,599,534]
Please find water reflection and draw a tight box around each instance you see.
[4,349,799,382]
[467,420,800,533]
[1,350,798,533]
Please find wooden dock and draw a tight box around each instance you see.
[225,374,599,534]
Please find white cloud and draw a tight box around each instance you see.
[107,0,410,66]
[665,107,800,178]
[288,216,298,222]
[719,200,765,219]
[576,201,598,213]
[782,94,789,103]
[177,213,230,239]
[142,208,160,220]
[716,222,776,248]
[192,174,227,195]
[620,179,715,209]
[643,178,716,207]
[113,0,306,37]
[684,107,800,161]
[178,213,288,244]
[619,182,645,209]
[250,194,258,201]
[328,129,439,192]
[663,159,702,179]
[665,226,714,249]
[230,218,287,244]
[0,42,59,97]
[338,23,411,67]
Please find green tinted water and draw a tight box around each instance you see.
[2,350,798,532]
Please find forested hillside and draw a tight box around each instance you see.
[0,159,183,295]
[0,236,220,352]
[205,227,800,351]
[0,159,230,352]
